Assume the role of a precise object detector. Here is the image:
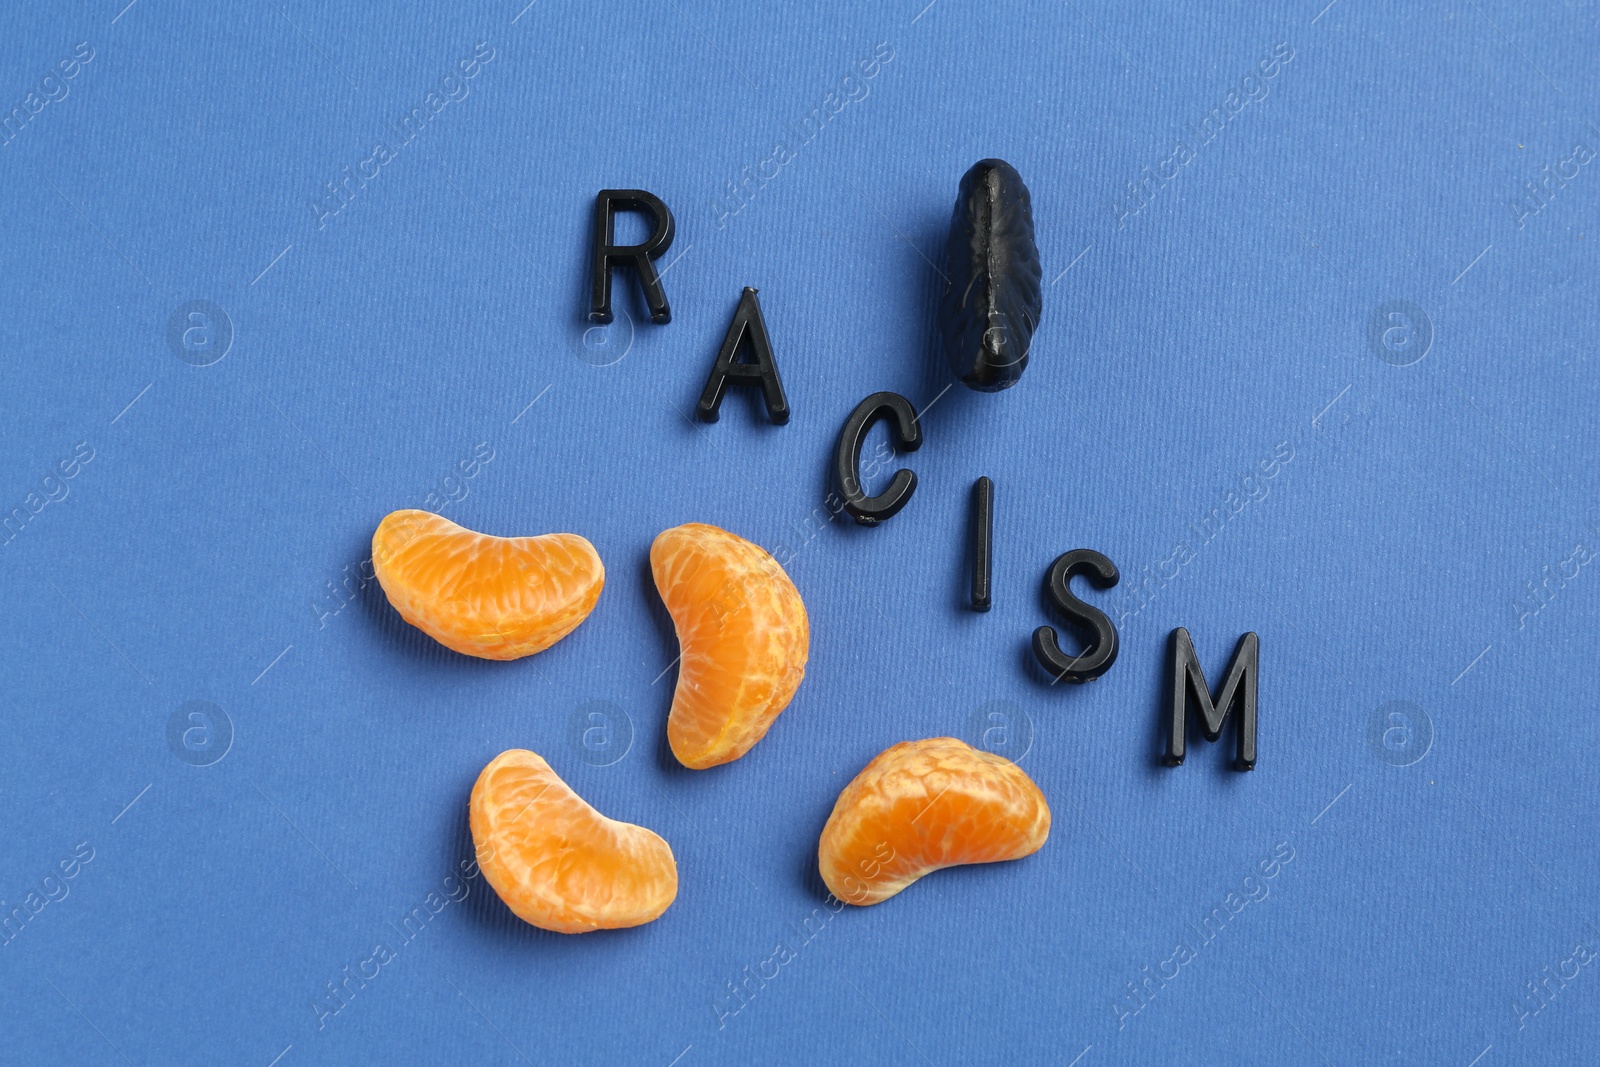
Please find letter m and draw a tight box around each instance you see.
[1163,628,1257,770]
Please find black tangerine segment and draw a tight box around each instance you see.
[938,159,1043,392]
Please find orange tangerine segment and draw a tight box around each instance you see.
[650,523,809,770]
[469,749,678,934]
[818,737,1050,906]
[371,509,603,660]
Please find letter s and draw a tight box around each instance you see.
[74,41,95,62]
[1032,549,1121,684]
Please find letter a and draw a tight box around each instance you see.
[697,287,789,424]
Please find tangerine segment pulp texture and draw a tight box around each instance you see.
[819,737,1050,906]
[371,509,603,660]
[470,749,678,933]
[650,523,809,769]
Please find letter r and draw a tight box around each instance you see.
[589,190,675,324]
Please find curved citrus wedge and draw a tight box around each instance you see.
[470,749,677,933]
[371,509,602,660]
[819,737,1050,906]
[650,522,809,769]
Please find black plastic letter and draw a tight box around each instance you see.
[590,189,675,325]
[970,477,993,612]
[834,392,922,526]
[697,288,789,424]
[1164,629,1258,770]
[1032,549,1119,683]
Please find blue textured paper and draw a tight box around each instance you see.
[2,1,1596,1064]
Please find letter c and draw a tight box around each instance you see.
[834,391,922,525]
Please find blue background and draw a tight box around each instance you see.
[1,0,1597,1064]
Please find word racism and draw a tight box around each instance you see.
[711,42,894,229]
[311,858,482,1030]
[1111,42,1295,230]
[1,840,94,946]
[2,440,95,549]
[1508,140,1595,231]
[310,41,496,229]
[1,41,94,146]
[1112,841,1294,1030]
